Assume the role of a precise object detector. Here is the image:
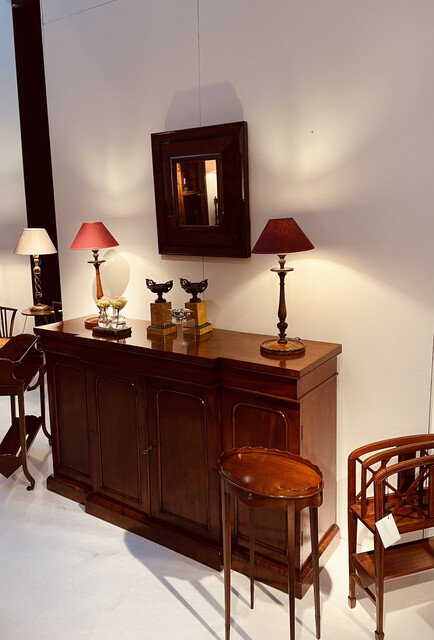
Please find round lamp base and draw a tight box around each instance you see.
[260,338,305,356]
[84,315,99,329]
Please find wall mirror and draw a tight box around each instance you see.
[151,121,250,257]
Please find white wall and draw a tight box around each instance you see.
[40,0,434,530]
[0,1,34,333]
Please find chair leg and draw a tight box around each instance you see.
[10,395,16,422]
[249,506,255,609]
[221,479,232,640]
[374,531,385,640]
[18,391,35,491]
[347,510,357,608]
[287,502,296,640]
[309,506,321,639]
[38,368,51,444]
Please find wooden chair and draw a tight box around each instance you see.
[52,301,63,322]
[219,446,323,640]
[348,435,434,640]
[0,306,17,338]
[0,334,49,490]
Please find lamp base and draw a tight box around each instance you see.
[84,315,99,329]
[260,338,305,356]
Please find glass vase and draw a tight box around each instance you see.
[111,308,126,329]
[98,308,111,328]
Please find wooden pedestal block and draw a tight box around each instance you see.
[147,302,176,336]
[184,301,213,335]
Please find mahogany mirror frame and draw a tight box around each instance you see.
[151,121,250,258]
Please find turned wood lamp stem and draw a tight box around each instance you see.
[273,254,293,344]
[89,249,105,299]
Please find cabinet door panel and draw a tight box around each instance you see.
[222,388,300,452]
[96,375,140,500]
[148,382,220,539]
[233,404,288,450]
[88,370,148,512]
[52,361,91,482]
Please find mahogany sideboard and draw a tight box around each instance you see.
[35,318,342,597]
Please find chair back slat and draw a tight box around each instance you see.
[374,454,434,529]
[429,465,434,517]
[0,307,17,338]
[52,301,63,322]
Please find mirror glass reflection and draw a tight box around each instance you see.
[173,156,221,227]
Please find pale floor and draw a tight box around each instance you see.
[0,392,433,640]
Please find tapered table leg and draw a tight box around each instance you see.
[221,478,232,640]
[287,502,296,640]
[310,507,321,639]
[249,506,255,609]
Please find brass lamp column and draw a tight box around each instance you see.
[252,217,314,356]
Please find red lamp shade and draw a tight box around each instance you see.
[252,217,314,255]
[70,222,119,250]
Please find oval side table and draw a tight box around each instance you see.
[218,446,324,640]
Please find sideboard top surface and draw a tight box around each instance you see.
[35,317,341,380]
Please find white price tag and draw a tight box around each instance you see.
[375,513,401,548]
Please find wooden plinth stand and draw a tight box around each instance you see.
[146,302,176,336]
[184,301,213,336]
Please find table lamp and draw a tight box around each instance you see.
[14,227,57,311]
[252,217,314,356]
[70,221,119,300]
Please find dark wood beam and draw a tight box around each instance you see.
[12,0,61,319]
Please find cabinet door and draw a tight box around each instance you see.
[146,379,220,542]
[87,367,149,513]
[48,357,92,488]
[221,388,302,566]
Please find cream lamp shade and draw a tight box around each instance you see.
[14,227,57,256]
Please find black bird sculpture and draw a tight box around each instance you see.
[146,279,173,303]
[180,278,208,303]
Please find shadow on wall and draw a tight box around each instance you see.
[99,247,130,298]
[164,82,244,131]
